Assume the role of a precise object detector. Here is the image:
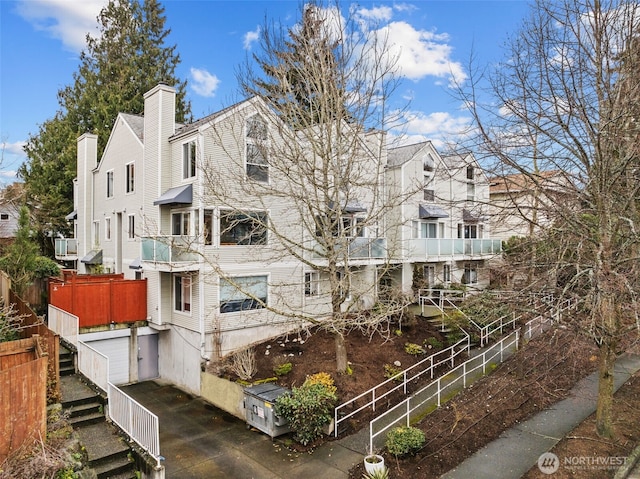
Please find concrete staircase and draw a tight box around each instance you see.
[59,352,138,479]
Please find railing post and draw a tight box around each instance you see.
[463,362,467,388]
[437,378,441,407]
[403,371,407,395]
[406,399,410,427]
[372,389,376,412]
[430,355,434,379]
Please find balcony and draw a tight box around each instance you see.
[55,238,78,260]
[311,237,387,261]
[407,238,502,260]
[141,236,200,271]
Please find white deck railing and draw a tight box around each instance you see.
[334,331,469,437]
[47,304,162,468]
[368,331,520,454]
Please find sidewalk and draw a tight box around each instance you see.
[440,354,640,479]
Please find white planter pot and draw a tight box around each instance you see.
[364,454,385,475]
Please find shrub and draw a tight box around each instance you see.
[362,465,389,479]
[230,347,257,381]
[404,342,425,355]
[383,364,403,381]
[304,372,337,395]
[273,362,293,376]
[275,380,337,446]
[385,426,425,457]
[424,337,443,350]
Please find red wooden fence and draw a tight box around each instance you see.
[0,337,48,462]
[49,271,147,328]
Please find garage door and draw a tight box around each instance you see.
[86,337,130,385]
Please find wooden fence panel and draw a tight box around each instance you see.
[0,341,48,462]
[49,273,147,328]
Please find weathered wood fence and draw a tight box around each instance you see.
[0,336,48,462]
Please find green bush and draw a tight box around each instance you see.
[404,342,425,355]
[275,380,337,446]
[424,337,443,350]
[383,364,403,382]
[273,362,293,376]
[33,256,61,279]
[385,426,425,457]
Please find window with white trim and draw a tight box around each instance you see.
[93,221,100,247]
[106,170,114,198]
[203,209,213,246]
[220,210,267,245]
[220,275,267,313]
[174,275,192,312]
[458,224,478,239]
[467,182,475,202]
[421,222,438,239]
[126,163,135,193]
[443,264,451,283]
[183,141,196,179]
[246,115,268,182]
[105,217,111,240]
[305,271,320,296]
[128,214,135,240]
[172,212,191,236]
[423,265,435,287]
[463,263,478,284]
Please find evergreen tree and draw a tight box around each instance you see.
[19,0,191,253]
[0,206,40,296]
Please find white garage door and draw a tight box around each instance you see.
[86,337,130,385]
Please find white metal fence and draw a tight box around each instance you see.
[334,331,470,437]
[366,296,577,453]
[47,305,162,468]
[109,383,161,466]
[368,331,520,453]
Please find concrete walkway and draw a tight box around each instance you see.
[441,354,640,479]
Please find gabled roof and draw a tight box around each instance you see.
[169,100,246,140]
[120,113,145,141]
[387,140,434,167]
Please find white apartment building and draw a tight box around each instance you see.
[56,84,501,395]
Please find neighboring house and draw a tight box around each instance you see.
[385,141,500,291]
[0,183,23,242]
[55,84,502,396]
[489,170,569,241]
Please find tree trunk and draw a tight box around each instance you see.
[595,339,616,438]
[334,332,348,373]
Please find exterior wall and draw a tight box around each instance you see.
[157,325,201,395]
[0,202,19,239]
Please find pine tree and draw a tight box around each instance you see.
[19,0,191,253]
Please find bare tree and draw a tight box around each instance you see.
[198,1,416,373]
[462,0,640,437]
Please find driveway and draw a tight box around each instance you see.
[122,381,363,479]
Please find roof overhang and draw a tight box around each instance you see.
[419,204,449,219]
[81,249,102,265]
[153,184,193,206]
[65,210,77,221]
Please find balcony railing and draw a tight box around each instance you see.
[311,237,387,260]
[55,238,78,258]
[408,238,502,258]
[141,236,200,263]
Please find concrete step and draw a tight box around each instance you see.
[69,411,105,427]
[68,400,102,418]
[94,453,136,479]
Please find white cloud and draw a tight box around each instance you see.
[356,5,394,22]
[243,26,261,50]
[388,109,472,148]
[190,68,220,98]
[15,0,106,52]
[2,141,27,158]
[376,21,466,86]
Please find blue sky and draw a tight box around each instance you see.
[0,0,531,185]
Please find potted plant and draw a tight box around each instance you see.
[363,454,386,475]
